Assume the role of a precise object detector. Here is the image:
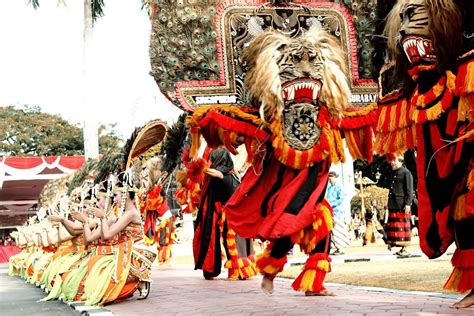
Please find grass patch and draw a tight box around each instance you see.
[280,256,454,293]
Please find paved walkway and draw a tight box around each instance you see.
[0,265,77,316]
[107,265,473,316]
[1,239,471,316]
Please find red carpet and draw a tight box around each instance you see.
[0,246,20,263]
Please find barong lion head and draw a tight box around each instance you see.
[242,27,350,122]
[385,0,463,69]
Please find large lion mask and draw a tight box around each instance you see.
[385,0,463,69]
[242,28,350,123]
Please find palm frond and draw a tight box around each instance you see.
[91,0,105,23]
[27,0,40,9]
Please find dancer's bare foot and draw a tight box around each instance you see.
[261,275,274,294]
[305,288,336,296]
[451,290,474,309]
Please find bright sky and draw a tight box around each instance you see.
[0,0,182,139]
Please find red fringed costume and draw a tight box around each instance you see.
[188,33,375,293]
[142,184,176,264]
[376,0,474,295]
[152,1,377,294]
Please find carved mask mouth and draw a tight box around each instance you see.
[281,78,322,105]
[402,35,436,64]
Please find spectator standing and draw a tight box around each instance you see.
[326,171,349,255]
[385,156,414,256]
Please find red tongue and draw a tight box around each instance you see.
[284,85,317,103]
[406,44,421,63]
[295,87,314,100]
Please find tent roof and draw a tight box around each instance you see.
[0,156,86,228]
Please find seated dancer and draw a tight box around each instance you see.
[79,172,145,306]
[375,0,474,308]
[25,209,58,285]
[21,218,54,283]
[9,224,35,277]
[57,181,119,303]
[78,121,165,306]
[186,26,375,295]
[192,146,256,280]
[41,187,104,301]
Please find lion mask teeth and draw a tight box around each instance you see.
[401,35,436,64]
[282,79,322,103]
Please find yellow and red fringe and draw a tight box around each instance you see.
[143,233,155,246]
[444,249,474,293]
[187,105,269,161]
[224,227,257,279]
[341,103,378,161]
[218,209,257,279]
[269,116,344,169]
[256,244,287,277]
[456,56,474,123]
[291,253,331,293]
[411,70,456,124]
[374,97,416,156]
[174,167,202,215]
[290,200,333,254]
[156,217,176,264]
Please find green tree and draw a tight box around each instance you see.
[0,105,121,156]
[27,0,151,159]
[98,123,122,154]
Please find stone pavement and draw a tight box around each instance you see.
[1,240,471,316]
[107,265,473,316]
[0,264,77,316]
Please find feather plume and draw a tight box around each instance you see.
[149,0,227,110]
[182,149,208,184]
[67,159,99,194]
[94,151,125,184]
[161,113,189,174]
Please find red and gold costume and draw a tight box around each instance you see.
[375,0,474,296]
[176,2,377,293]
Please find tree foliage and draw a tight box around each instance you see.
[0,105,121,156]
[351,185,389,214]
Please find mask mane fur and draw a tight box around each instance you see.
[242,29,350,121]
[385,0,463,70]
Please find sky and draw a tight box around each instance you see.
[0,0,182,139]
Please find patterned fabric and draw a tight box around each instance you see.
[386,209,412,247]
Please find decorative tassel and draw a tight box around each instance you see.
[291,201,333,254]
[223,223,257,280]
[291,253,331,293]
[256,244,287,277]
[156,217,176,264]
[189,127,202,160]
